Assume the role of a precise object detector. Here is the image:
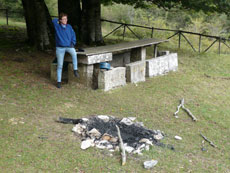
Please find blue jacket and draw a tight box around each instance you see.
[52,18,76,47]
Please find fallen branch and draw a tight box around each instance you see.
[174,98,198,121]
[57,117,83,124]
[181,105,198,121]
[200,133,217,148]
[174,98,184,117]
[116,125,126,166]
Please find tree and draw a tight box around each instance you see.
[22,0,54,50]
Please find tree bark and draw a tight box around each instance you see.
[58,0,81,41]
[82,0,103,45]
[21,0,54,50]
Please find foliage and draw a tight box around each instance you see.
[0,0,23,14]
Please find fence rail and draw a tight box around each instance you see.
[101,19,230,54]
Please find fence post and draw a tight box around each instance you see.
[151,27,154,38]
[218,37,221,54]
[6,9,9,25]
[199,35,202,53]
[178,31,181,49]
[123,25,126,40]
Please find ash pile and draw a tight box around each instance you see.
[70,115,165,155]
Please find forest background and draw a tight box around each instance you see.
[1,0,230,39]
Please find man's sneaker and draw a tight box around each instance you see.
[57,82,61,88]
[74,70,79,78]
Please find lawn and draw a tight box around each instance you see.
[0,26,230,172]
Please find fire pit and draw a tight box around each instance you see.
[60,115,168,155]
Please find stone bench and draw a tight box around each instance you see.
[146,53,178,77]
[98,67,126,91]
[126,61,146,83]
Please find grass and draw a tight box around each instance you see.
[0,26,230,173]
[0,17,26,27]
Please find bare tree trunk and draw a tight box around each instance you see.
[58,0,81,41]
[82,0,103,45]
[21,0,54,50]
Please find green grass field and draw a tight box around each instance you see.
[0,26,230,172]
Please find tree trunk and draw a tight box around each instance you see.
[82,0,103,45]
[58,0,81,41]
[21,0,54,50]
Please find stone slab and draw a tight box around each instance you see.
[146,53,178,77]
[126,61,146,83]
[65,53,112,65]
[98,67,126,91]
[168,53,178,71]
[68,63,94,88]
[50,62,68,81]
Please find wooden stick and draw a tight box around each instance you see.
[116,125,126,166]
[200,133,217,148]
[181,104,198,121]
[174,98,198,121]
[174,98,184,117]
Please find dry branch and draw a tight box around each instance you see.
[174,98,184,117]
[116,125,126,166]
[174,98,198,121]
[200,133,217,148]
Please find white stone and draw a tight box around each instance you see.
[175,136,182,140]
[97,115,110,122]
[120,118,133,126]
[81,139,94,150]
[145,145,150,151]
[139,138,153,146]
[143,160,158,169]
[133,149,143,155]
[154,133,164,140]
[96,140,110,150]
[127,117,136,121]
[125,146,134,153]
[88,128,101,138]
[82,118,88,121]
[72,124,85,134]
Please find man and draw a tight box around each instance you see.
[52,13,79,88]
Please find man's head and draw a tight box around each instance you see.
[59,13,68,25]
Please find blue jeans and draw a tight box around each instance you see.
[56,47,78,82]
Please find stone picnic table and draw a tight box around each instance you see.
[51,38,178,91]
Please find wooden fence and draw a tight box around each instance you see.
[101,19,230,54]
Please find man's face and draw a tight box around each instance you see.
[60,16,67,25]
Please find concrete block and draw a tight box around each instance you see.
[110,52,130,67]
[146,53,178,77]
[50,62,68,81]
[68,63,94,88]
[168,53,178,71]
[98,67,126,91]
[126,61,146,83]
[146,55,168,77]
[50,63,57,81]
[130,47,146,62]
